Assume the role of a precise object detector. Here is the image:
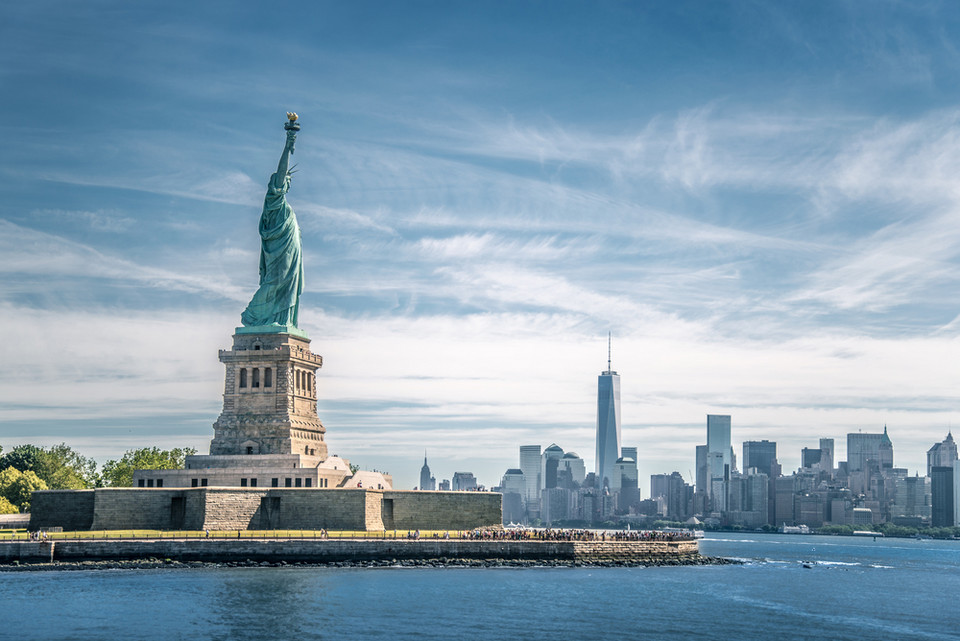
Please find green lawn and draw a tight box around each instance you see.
[0,529,463,541]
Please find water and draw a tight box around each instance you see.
[2,532,958,641]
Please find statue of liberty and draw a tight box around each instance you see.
[240,113,304,329]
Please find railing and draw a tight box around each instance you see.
[0,528,699,543]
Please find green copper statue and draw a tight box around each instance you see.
[241,113,304,330]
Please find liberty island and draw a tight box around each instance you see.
[23,115,501,535]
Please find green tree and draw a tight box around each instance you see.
[0,467,48,512]
[36,443,98,489]
[0,444,44,475]
[101,447,196,487]
[0,443,98,489]
[0,496,18,514]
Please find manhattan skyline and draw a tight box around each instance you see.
[3,2,960,489]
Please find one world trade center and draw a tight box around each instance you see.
[595,333,621,489]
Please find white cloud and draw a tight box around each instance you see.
[0,219,250,303]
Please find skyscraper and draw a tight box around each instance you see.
[595,334,621,489]
[742,440,777,475]
[558,452,586,488]
[706,414,732,509]
[847,427,894,473]
[931,465,954,527]
[613,456,639,508]
[451,472,478,491]
[695,445,708,494]
[955,460,960,527]
[499,468,526,524]
[519,445,542,517]
[819,438,835,475]
[801,447,822,469]
[542,444,565,489]
[707,415,732,470]
[419,452,435,491]
[927,432,958,476]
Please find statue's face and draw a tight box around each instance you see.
[285,174,292,190]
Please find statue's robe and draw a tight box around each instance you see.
[241,171,303,328]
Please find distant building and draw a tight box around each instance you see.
[695,445,708,496]
[541,487,571,524]
[847,427,894,473]
[819,438,835,475]
[542,444,565,489]
[419,452,436,491]
[500,469,525,495]
[519,445,542,518]
[650,471,691,521]
[801,447,822,469]
[730,469,769,528]
[452,472,477,491]
[438,479,451,491]
[931,465,954,527]
[743,440,777,476]
[613,457,638,510]
[558,452,586,488]
[852,507,873,526]
[707,415,732,471]
[927,433,958,476]
[706,415,732,512]
[892,475,931,523]
[596,337,622,490]
[955,460,960,527]
[500,468,526,524]
[742,439,779,524]
[774,475,797,526]
[650,474,670,505]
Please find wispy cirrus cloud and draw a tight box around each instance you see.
[0,219,250,304]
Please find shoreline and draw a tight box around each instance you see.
[0,537,703,567]
[0,555,739,572]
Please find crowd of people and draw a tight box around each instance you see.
[466,528,696,542]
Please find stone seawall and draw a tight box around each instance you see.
[0,538,699,565]
[29,488,502,533]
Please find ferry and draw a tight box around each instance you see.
[779,524,811,534]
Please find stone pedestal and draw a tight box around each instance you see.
[209,330,327,462]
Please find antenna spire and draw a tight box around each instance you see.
[607,331,612,371]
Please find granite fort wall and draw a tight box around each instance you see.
[199,488,264,530]
[90,489,203,531]
[0,538,699,564]
[28,488,500,532]
[383,491,502,530]
[29,490,96,531]
[213,488,381,531]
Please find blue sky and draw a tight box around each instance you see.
[3,1,960,489]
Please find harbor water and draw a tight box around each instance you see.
[1,532,958,640]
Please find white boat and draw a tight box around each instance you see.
[779,524,811,534]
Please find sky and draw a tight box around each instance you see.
[2,1,960,490]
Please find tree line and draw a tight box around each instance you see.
[0,444,195,513]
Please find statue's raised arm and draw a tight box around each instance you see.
[240,113,305,331]
[276,112,299,176]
